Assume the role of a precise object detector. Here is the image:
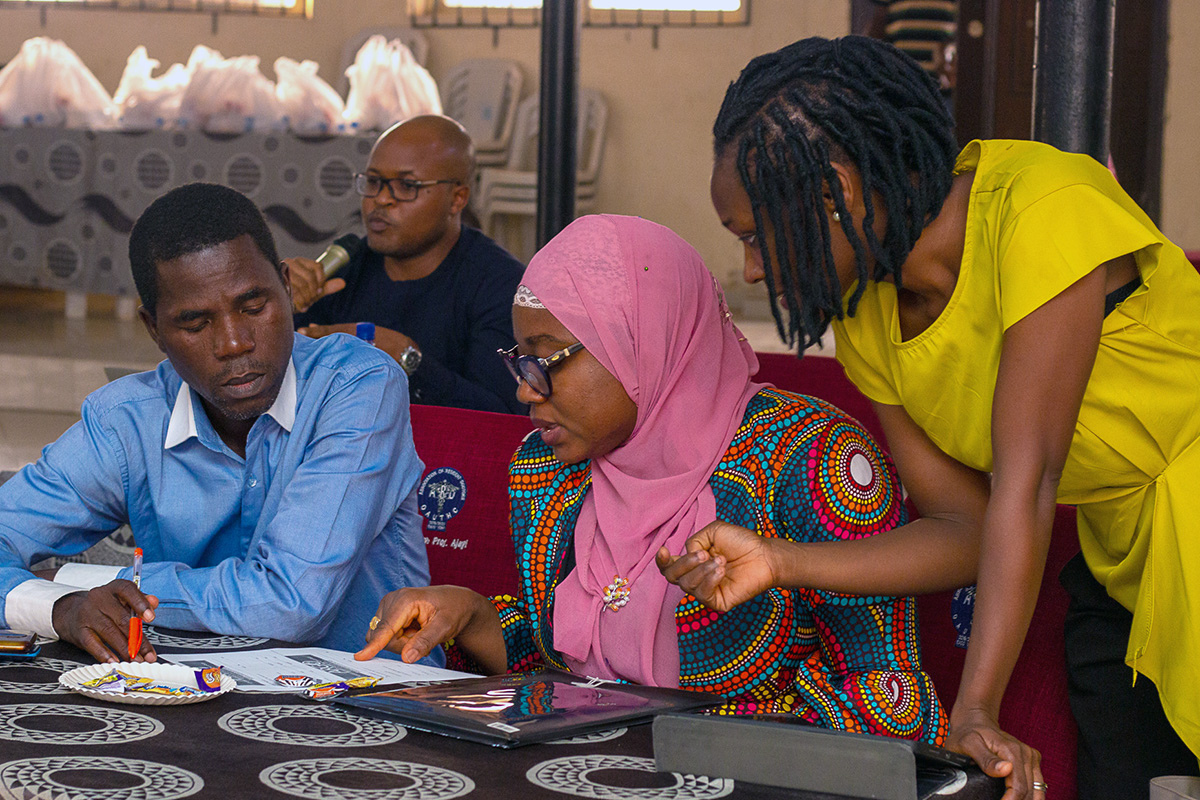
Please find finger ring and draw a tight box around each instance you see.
[369,616,381,631]
[1032,781,1049,792]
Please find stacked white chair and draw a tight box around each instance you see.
[475,88,608,254]
[441,59,524,167]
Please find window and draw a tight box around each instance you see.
[411,0,748,28]
[0,0,311,18]
[589,1,739,9]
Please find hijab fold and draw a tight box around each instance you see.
[524,215,763,687]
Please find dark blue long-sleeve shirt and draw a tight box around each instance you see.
[295,227,526,414]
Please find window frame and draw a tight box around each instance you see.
[409,0,749,30]
[0,0,312,20]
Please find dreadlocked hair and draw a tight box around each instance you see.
[713,35,957,351]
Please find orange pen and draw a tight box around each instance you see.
[127,547,143,661]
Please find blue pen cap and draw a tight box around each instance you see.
[355,322,376,343]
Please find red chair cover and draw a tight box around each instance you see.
[755,351,1079,798]
[408,404,532,599]
[915,505,1080,799]
[753,352,888,446]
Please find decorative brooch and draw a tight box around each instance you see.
[602,575,631,612]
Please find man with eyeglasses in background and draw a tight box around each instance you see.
[288,115,526,414]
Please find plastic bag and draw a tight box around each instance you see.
[178,45,285,133]
[113,46,190,130]
[396,43,442,120]
[274,57,345,135]
[0,37,117,128]
[342,35,442,132]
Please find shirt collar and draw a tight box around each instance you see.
[164,359,297,450]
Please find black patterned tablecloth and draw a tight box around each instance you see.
[0,634,1003,800]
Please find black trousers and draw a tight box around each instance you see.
[1060,553,1198,799]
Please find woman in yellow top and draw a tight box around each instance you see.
[659,34,1200,800]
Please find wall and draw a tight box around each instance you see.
[1162,0,1200,250]
[0,0,847,319]
[417,0,850,315]
[3,0,1195,308]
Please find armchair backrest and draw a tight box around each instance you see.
[408,404,532,599]
[752,352,887,446]
[916,505,1080,800]
[753,350,1080,799]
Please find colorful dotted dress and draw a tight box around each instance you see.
[493,388,948,743]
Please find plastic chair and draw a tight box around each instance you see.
[475,89,608,250]
[337,27,430,96]
[440,59,524,168]
[1153,777,1200,799]
[408,403,532,599]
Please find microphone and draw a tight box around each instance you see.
[315,243,351,279]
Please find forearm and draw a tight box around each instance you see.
[951,479,1057,721]
[769,514,981,596]
[138,560,332,639]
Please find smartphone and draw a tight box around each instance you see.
[0,629,41,660]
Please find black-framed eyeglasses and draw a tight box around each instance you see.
[497,342,585,398]
[354,172,460,202]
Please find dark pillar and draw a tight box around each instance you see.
[1032,0,1115,161]
[536,0,582,249]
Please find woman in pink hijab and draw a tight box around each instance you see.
[358,214,946,742]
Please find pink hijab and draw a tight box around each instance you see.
[523,215,763,686]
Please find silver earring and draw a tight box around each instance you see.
[832,210,841,222]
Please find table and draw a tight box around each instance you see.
[0,634,1004,800]
[0,128,373,298]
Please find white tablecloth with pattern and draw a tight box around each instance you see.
[0,128,373,297]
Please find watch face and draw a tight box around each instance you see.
[401,347,421,374]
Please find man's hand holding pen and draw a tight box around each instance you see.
[52,579,158,665]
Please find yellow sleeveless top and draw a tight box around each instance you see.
[833,139,1200,756]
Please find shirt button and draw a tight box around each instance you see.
[248,478,258,487]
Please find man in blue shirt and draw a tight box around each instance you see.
[289,115,525,414]
[0,183,432,663]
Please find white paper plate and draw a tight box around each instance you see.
[58,661,236,706]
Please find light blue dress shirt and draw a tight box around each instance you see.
[0,333,434,658]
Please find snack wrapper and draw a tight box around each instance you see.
[139,683,206,697]
[195,667,222,692]
[81,667,219,696]
[275,674,316,688]
[303,676,379,700]
[81,671,128,693]
[82,669,153,693]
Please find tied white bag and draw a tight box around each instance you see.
[396,43,442,119]
[342,35,442,132]
[178,46,285,133]
[114,46,189,130]
[0,37,117,129]
[274,58,345,135]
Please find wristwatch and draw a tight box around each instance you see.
[398,345,422,376]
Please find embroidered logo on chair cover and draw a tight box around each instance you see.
[418,467,468,531]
